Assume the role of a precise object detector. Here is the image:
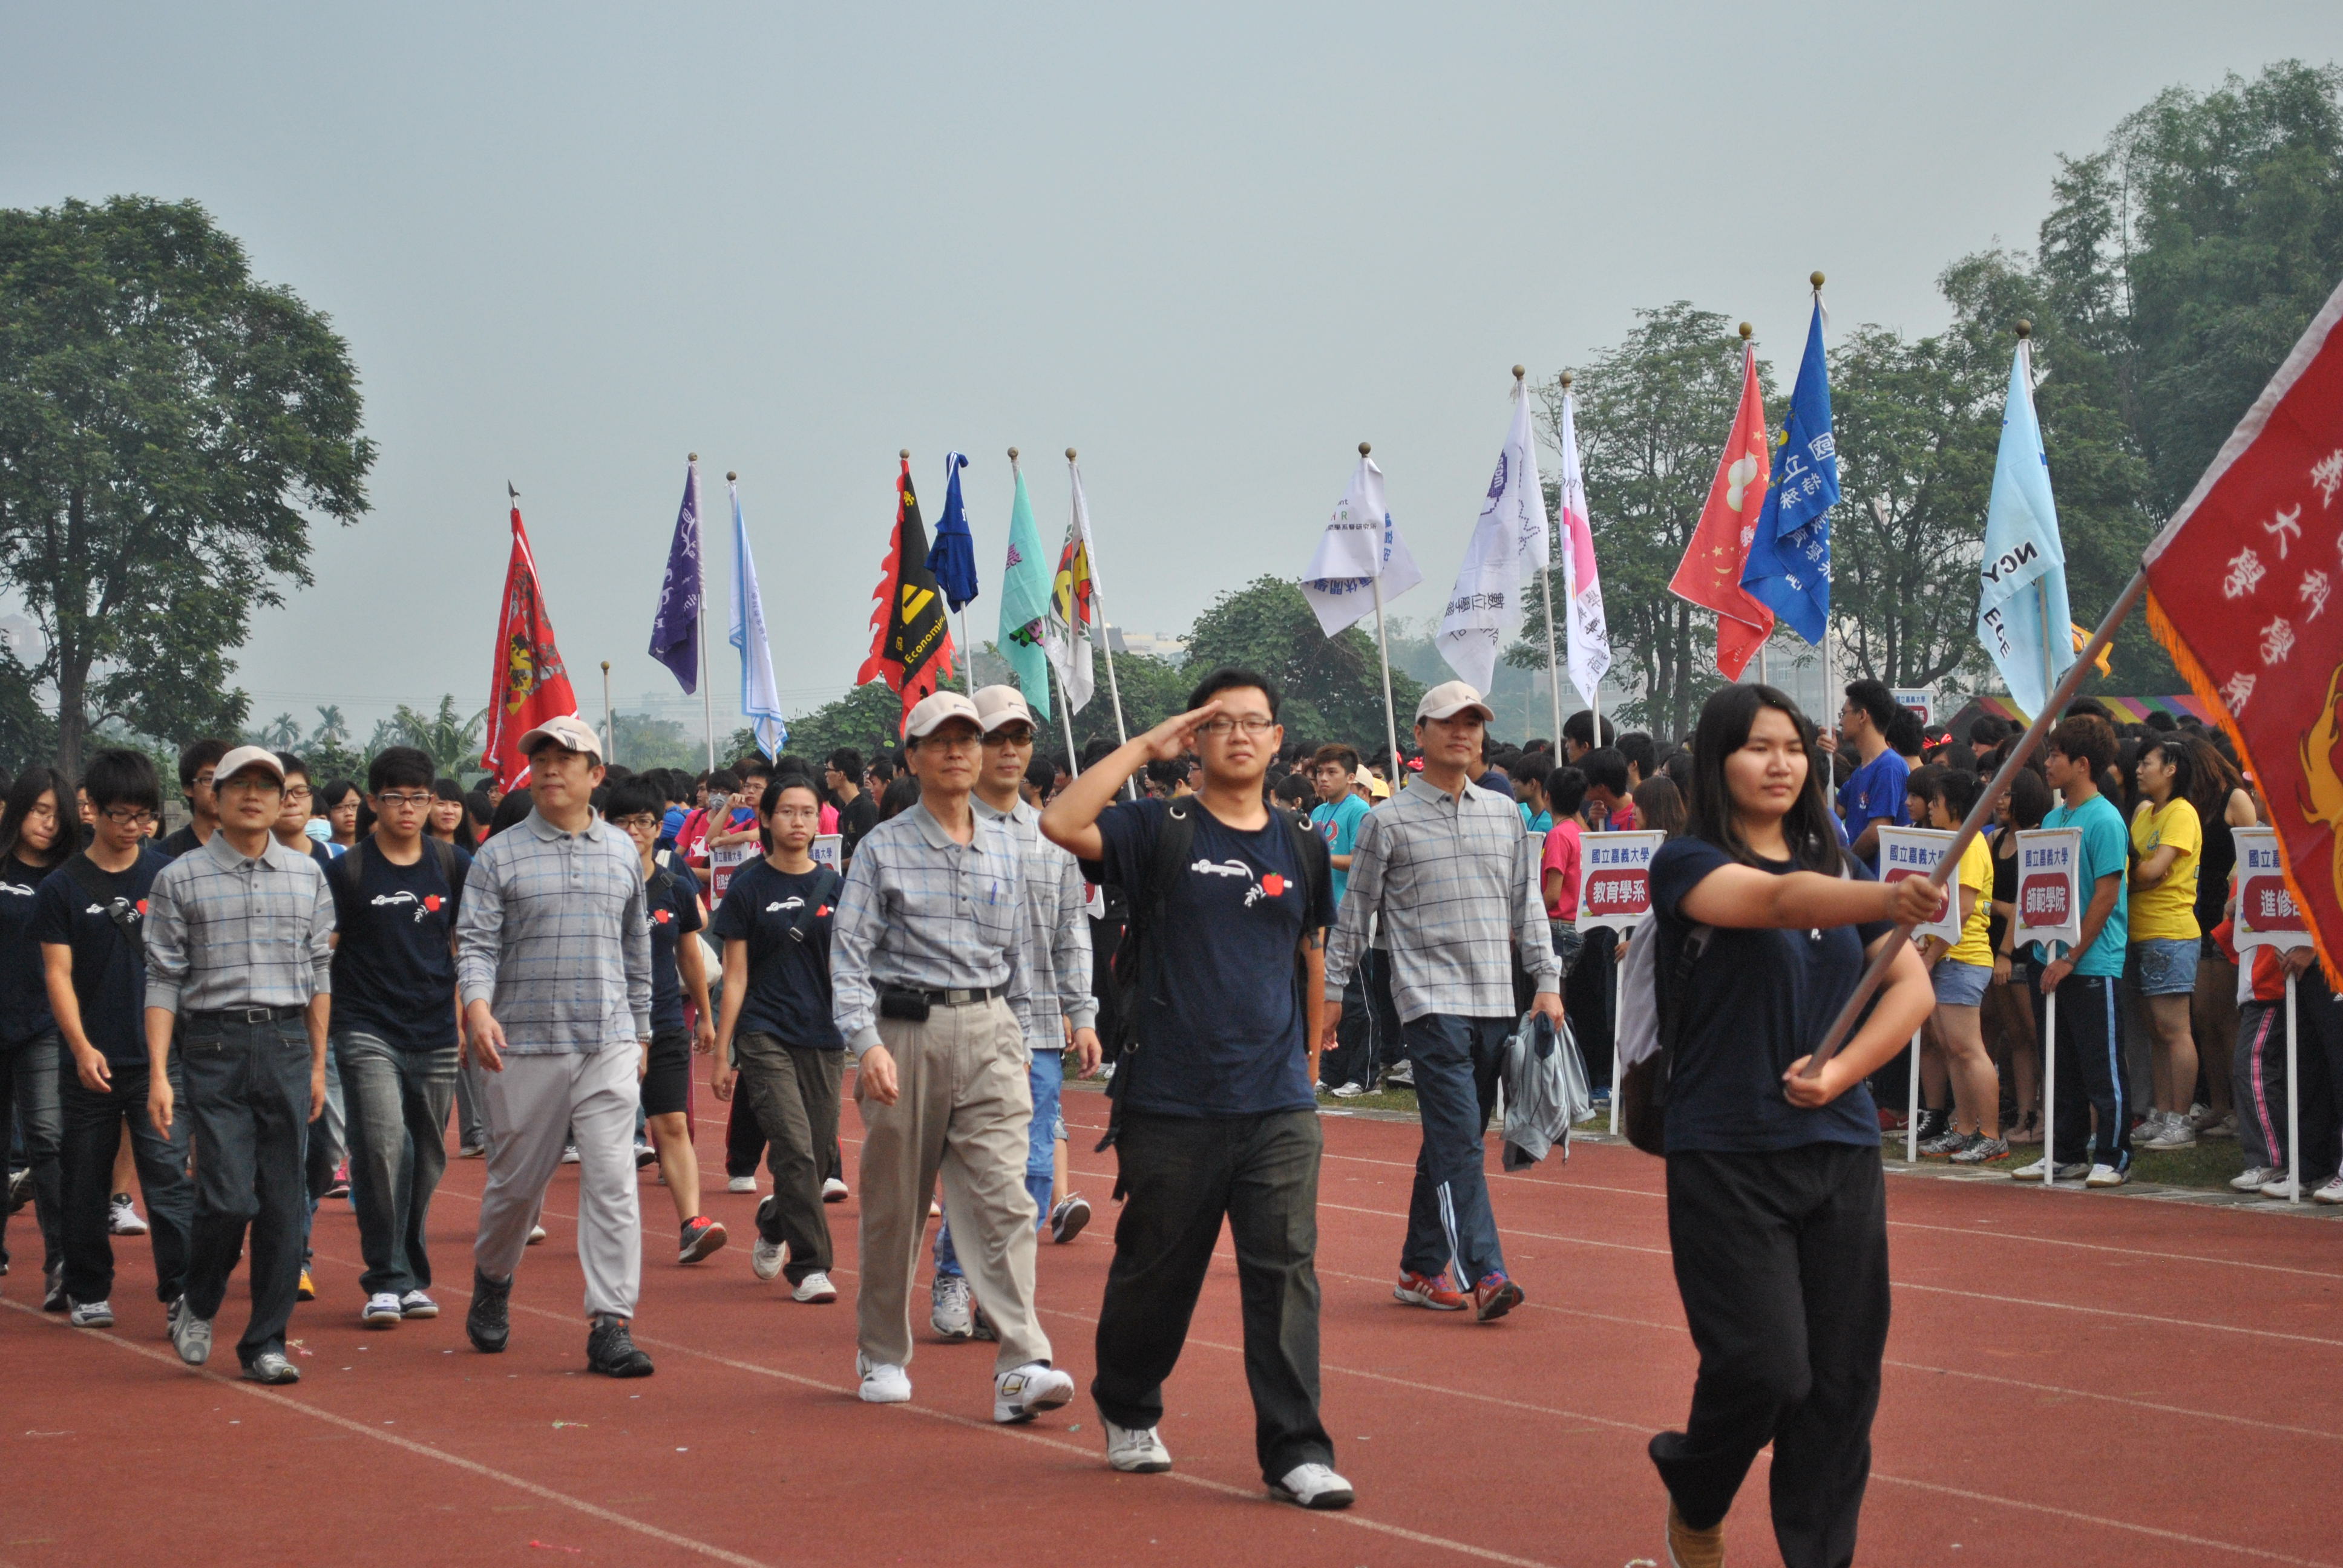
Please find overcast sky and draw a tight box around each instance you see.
[5,2,2340,743]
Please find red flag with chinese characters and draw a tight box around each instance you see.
[2144,275,2343,981]
[479,495,582,788]
[1670,342,1777,678]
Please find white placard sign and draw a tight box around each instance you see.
[810,833,844,876]
[1875,825,1962,948]
[709,839,756,903]
[1892,688,1936,727]
[1575,831,1665,933]
[2011,827,2083,955]
[2232,827,2313,952]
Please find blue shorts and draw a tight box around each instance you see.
[2130,937,2198,998]
[1932,958,1990,1008]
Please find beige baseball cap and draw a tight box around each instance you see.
[902,689,985,740]
[971,685,1037,733]
[1415,679,1495,724]
[514,713,604,762]
[213,745,287,788]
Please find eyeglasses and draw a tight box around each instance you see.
[374,791,436,809]
[281,786,313,802]
[100,807,157,828]
[218,776,282,797]
[1198,716,1276,737]
[770,805,819,823]
[612,814,660,832]
[982,728,1035,748]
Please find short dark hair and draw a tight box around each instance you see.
[178,737,230,792]
[1844,679,1898,734]
[1884,707,1925,757]
[735,754,773,781]
[1579,747,1629,797]
[84,748,162,813]
[1562,710,1614,748]
[367,746,437,794]
[1023,757,1054,794]
[706,769,741,795]
[1547,765,1588,817]
[1185,666,1281,719]
[1928,768,1983,823]
[2046,714,2117,776]
[1512,757,1550,797]
[762,772,822,816]
[1311,742,1360,776]
[274,751,309,784]
[827,748,863,779]
[317,779,358,811]
[1617,732,1656,780]
[604,777,664,822]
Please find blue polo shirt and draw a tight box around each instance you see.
[1837,749,1910,867]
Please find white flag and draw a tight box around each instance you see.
[1554,384,1612,707]
[1043,460,1100,713]
[728,479,787,756]
[1437,381,1546,691]
[1300,453,1423,637]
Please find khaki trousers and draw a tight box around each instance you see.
[855,997,1049,1373]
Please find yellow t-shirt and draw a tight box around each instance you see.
[2128,796,2202,942]
[1944,832,1995,968]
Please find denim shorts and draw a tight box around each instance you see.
[1932,958,1990,1008]
[2131,937,2199,997]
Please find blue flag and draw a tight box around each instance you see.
[647,459,702,691]
[1740,298,1840,645]
[1976,339,2074,718]
[928,451,980,613]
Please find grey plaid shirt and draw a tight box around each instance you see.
[456,809,652,1053]
[976,794,1096,1047]
[145,834,335,1016]
[1324,775,1559,1022]
[831,800,1030,1056]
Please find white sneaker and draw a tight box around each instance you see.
[2232,1165,2286,1191]
[108,1194,147,1236]
[1105,1419,1172,1472]
[994,1361,1075,1423]
[2140,1117,2196,1150]
[2201,1111,2239,1140]
[931,1274,973,1340]
[2184,1102,2212,1129]
[1330,1082,1367,1099]
[399,1290,439,1319]
[751,1235,787,1282]
[560,1146,580,1165]
[2262,1176,2302,1199]
[791,1270,837,1303]
[2315,1177,2343,1205]
[526,1224,548,1245]
[171,1303,212,1366]
[857,1353,911,1403]
[2085,1163,2129,1187]
[362,1292,404,1327]
[1270,1462,1355,1509]
[68,1298,114,1328]
[822,1177,849,1203]
[727,1175,759,1194]
[2010,1158,2088,1182]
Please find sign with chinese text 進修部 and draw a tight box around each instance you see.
[2232,826,2313,952]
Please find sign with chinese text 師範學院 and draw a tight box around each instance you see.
[2012,827,2083,955]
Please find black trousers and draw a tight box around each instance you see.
[1652,1143,1889,1568]
[1,1028,65,1278]
[2032,964,2131,1171]
[735,1033,842,1282]
[180,1014,314,1368]
[59,1057,193,1305]
[1092,1108,1332,1485]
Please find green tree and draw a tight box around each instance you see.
[1182,575,1423,748]
[0,653,57,774]
[0,196,375,776]
[610,713,704,773]
[780,681,913,767]
[391,696,486,780]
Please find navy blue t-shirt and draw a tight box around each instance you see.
[32,847,168,1065]
[1648,836,1886,1154]
[0,852,58,1047]
[645,864,705,1034]
[1093,797,1332,1119]
[327,839,469,1052]
[709,858,843,1050]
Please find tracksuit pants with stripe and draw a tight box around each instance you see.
[1398,1013,1510,1287]
[2031,964,2130,1172]
[2235,978,2343,1183]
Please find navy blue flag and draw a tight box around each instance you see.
[647,458,703,691]
[1740,297,1841,645]
[928,451,980,613]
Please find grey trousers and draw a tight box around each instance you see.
[474,1040,642,1321]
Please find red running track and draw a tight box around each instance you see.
[5,1081,2341,1568]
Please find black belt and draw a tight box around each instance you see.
[910,985,1006,1007]
[187,1005,304,1025]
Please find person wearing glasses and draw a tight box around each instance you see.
[157,739,229,859]
[831,690,1072,1423]
[328,746,473,1328]
[141,745,336,1383]
[36,750,191,1331]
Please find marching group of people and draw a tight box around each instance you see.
[0,659,2325,1567]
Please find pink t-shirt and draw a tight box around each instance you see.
[819,802,840,835]
[1541,817,1582,920]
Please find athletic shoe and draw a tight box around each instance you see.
[931,1274,974,1340]
[857,1353,911,1403]
[970,1302,997,1342]
[2261,1176,2304,1199]
[750,1218,787,1282]
[560,1146,580,1165]
[1331,1081,1367,1099]
[1104,1419,1172,1472]
[993,1361,1075,1423]
[929,1198,942,1218]
[8,1166,33,1212]
[1473,1272,1524,1323]
[2184,1101,2213,1129]
[1270,1463,1355,1509]
[1917,1126,1967,1157]
[585,1315,654,1377]
[1392,1270,1467,1310]
[42,1263,67,1313]
[2231,1165,2286,1192]
[243,1351,300,1385]
[2201,1111,2238,1140]
[2085,1163,2129,1187]
[1664,1500,1724,1568]
[399,1290,439,1319]
[526,1224,547,1245]
[296,1268,316,1302]
[171,1301,212,1366]
[822,1177,848,1203]
[466,1268,511,1353]
[1383,1061,1414,1088]
[2315,1177,2343,1205]
[726,1175,759,1194]
[2140,1118,2196,1150]
[362,1292,404,1327]
[457,1144,485,1158]
[2008,1158,2089,1182]
[1950,1134,2009,1165]
[791,1271,837,1303]
[108,1193,148,1235]
[323,1168,350,1201]
[1049,1194,1091,1244]
[634,1141,657,1169]
[679,1216,729,1264]
[68,1297,114,1328]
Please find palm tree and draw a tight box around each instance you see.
[310,704,349,749]
[261,712,301,748]
[393,695,488,778]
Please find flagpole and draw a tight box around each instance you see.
[1359,442,1405,781]
[601,661,614,766]
[1069,449,1138,802]
[958,608,976,694]
[1530,371,1567,746]
[689,456,714,774]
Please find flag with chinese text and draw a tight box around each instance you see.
[1670,342,1776,678]
[480,492,582,788]
[1740,296,1840,645]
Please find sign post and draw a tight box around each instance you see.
[2233,826,2313,1202]
[2013,828,2083,1187]
[1578,830,1665,1137]
[1878,825,1961,1160]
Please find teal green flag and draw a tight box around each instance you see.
[997,459,1052,720]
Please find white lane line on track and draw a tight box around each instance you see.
[1878,1217,2343,1281]
[1865,1471,2341,1568]
[0,1297,774,1568]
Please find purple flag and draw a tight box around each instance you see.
[648,458,703,691]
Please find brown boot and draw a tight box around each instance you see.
[1665,1500,1724,1568]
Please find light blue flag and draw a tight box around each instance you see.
[728,478,787,756]
[995,457,1052,720]
[1740,296,1841,644]
[1976,339,2074,718]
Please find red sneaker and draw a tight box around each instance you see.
[1392,1270,1467,1310]
[679,1216,729,1264]
[1472,1272,1524,1322]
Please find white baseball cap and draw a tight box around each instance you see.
[514,713,605,762]
[213,745,287,788]
[1415,680,1495,724]
[902,690,985,740]
[971,685,1037,734]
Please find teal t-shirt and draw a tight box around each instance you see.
[1519,804,1553,834]
[2037,792,2131,977]
[1311,792,1373,907]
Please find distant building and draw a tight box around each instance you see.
[1109,629,1187,662]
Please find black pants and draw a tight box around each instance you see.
[1566,927,1616,1089]
[180,1014,314,1368]
[1319,967,1376,1091]
[59,1056,194,1305]
[1093,1108,1332,1485]
[735,1033,842,1283]
[1,1028,65,1278]
[2034,964,2131,1171]
[2282,972,2343,1183]
[1652,1144,1889,1568]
